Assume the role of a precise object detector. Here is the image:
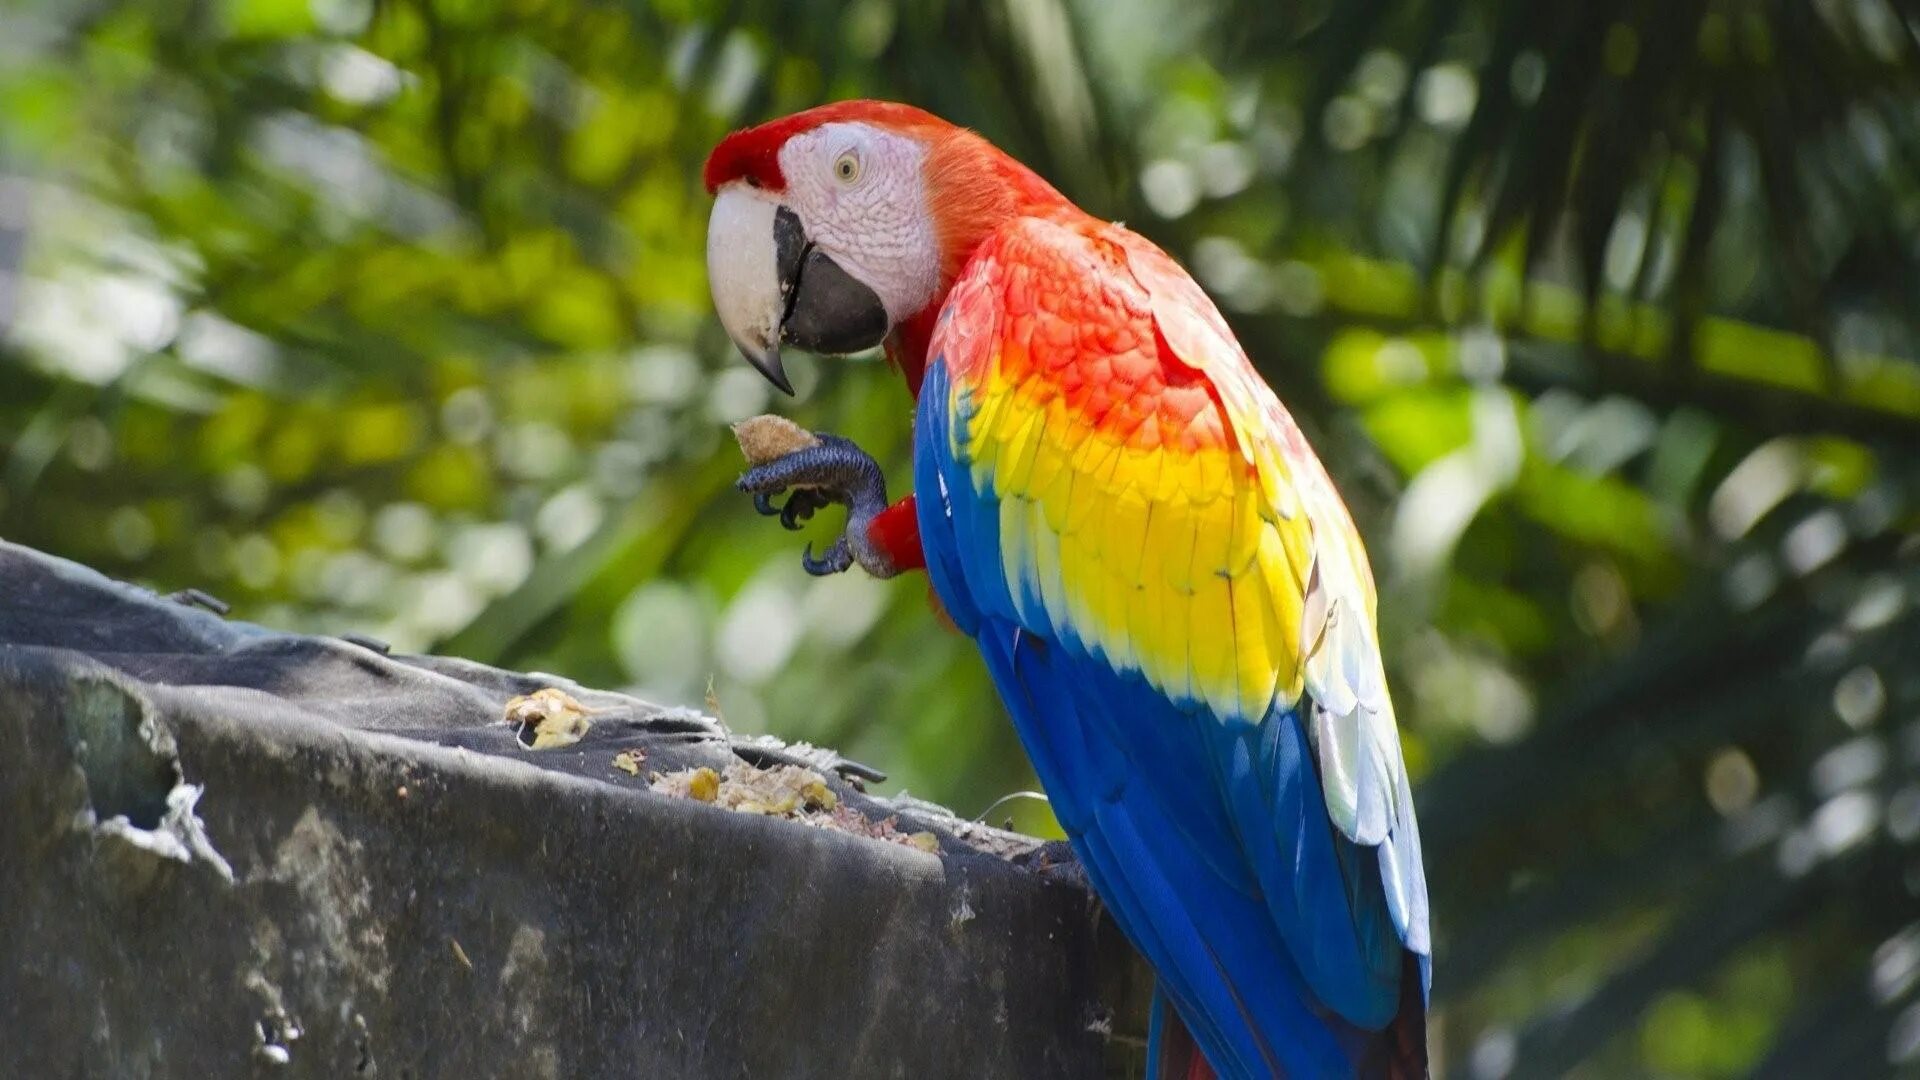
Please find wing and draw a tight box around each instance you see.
[1118,232,1430,953]
[912,215,1429,1075]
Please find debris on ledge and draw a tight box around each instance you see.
[502,687,607,749]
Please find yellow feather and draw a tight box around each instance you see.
[1143,500,1200,594]
[1152,451,1198,505]
[1068,421,1115,473]
[1156,589,1194,703]
[1049,407,1097,462]
[962,387,1004,489]
[1228,573,1279,721]
[1225,480,1265,576]
[1028,498,1070,639]
[1258,445,1299,521]
[1191,442,1230,503]
[1128,575,1177,698]
[1066,434,1124,536]
[963,369,1009,455]
[1097,566,1139,673]
[1036,422,1080,535]
[1187,574,1236,712]
[1102,473,1155,581]
[1255,526,1308,701]
[998,492,1034,619]
[1026,406,1071,510]
[1271,512,1315,593]
[1188,487,1234,579]
[1057,528,1102,650]
[995,400,1046,497]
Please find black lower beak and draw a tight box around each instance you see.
[761,207,889,393]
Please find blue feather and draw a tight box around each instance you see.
[1214,715,1406,1029]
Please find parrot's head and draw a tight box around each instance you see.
[702,100,1065,394]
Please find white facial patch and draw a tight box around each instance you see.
[706,185,786,359]
[777,123,940,326]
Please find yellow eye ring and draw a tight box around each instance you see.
[833,152,861,184]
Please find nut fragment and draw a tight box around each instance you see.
[503,688,603,750]
[798,778,838,812]
[686,767,721,802]
[731,415,820,465]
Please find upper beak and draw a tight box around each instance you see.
[706,185,889,396]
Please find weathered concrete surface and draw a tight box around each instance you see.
[0,542,1148,1078]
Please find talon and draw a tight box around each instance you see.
[800,541,829,575]
[779,493,807,530]
[781,489,827,530]
[801,538,852,576]
[753,492,781,517]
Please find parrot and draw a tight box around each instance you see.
[702,100,1431,1080]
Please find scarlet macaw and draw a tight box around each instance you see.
[703,101,1430,1079]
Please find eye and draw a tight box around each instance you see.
[833,151,861,184]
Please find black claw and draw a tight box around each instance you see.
[801,539,852,576]
[780,489,828,530]
[754,487,829,530]
[800,541,828,575]
[779,494,807,530]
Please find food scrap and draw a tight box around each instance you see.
[731,414,819,465]
[611,749,646,776]
[651,761,832,814]
[503,687,605,750]
[649,759,945,854]
[688,767,720,802]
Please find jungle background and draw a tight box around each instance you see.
[3,0,1919,1074]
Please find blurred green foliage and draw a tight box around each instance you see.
[4,0,1920,1075]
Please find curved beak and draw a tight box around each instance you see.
[706,185,889,396]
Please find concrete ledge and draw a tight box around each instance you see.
[0,542,1147,1078]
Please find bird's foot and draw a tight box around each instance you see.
[751,487,834,531]
[738,433,898,578]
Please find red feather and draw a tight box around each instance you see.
[865,496,925,573]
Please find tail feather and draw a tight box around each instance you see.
[1148,989,1216,1080]
[1151,951,1428,1080]
[1358,952,1430,1080]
